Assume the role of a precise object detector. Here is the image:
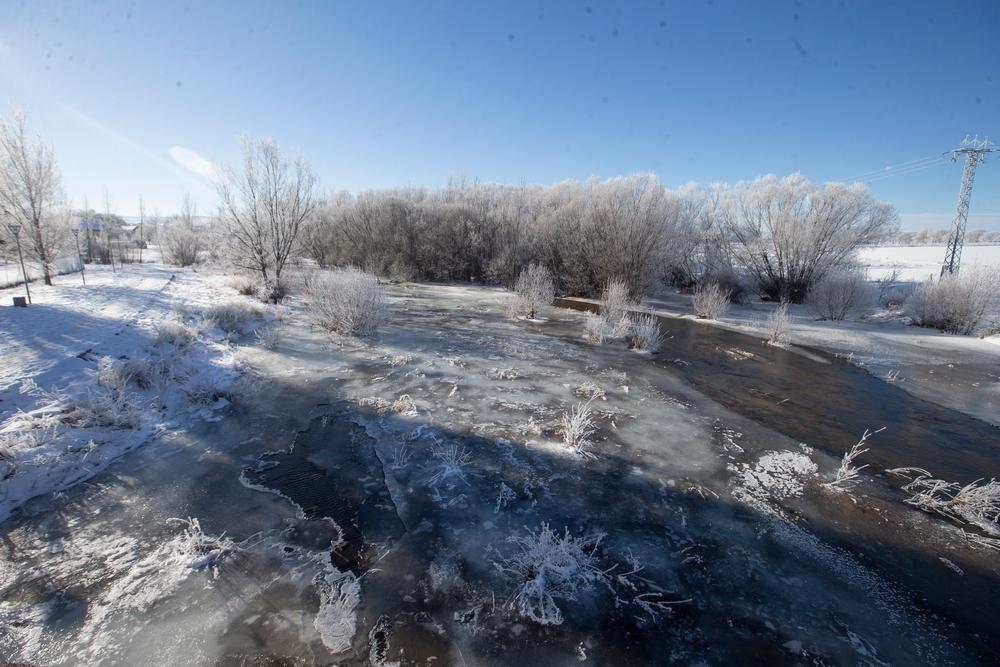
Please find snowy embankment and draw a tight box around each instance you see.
[0,264,271,523]
[640,245,1000,425]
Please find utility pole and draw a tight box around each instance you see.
[7,224,31,304]
[941,136,998,276]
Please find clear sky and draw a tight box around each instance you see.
[1,0,998,229]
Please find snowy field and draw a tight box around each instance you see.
[1,264,998,665]
[858,243,1000,281]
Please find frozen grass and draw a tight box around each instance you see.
[692,282,730,319]
[155,319,199,348]
[203,299,265,334]
[358,394,418,416]
[253,324,279,350]
[910,267,1000,335]
[495,482,516,513]
[427,441,472,486]
[307,267,387,337]
[824,427,884,491]
[628,313,665,353]
[560,399,597,458]
[573,381,605,400]
[888,468,1000,547]
[493,523,607,626]
[20,371,140,430]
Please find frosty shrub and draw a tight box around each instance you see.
[508,263,555,320]
[808,266,869,321]
[764,302,790,346]
[600,279,631,327]
[628,313,664,353]
[161,223,201,267]
[493,523,607,626]
[560,400,596,457]
[583,279,632,343]
[308,268,387,337]
[889,468,1000,547]
[203,300,264,334]
[692,282,731,319]
[910,267,1000,335]
[583,312,611,344]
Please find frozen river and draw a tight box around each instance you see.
[2,283,998,665]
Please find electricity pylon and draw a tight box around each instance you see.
[941,136,998,276]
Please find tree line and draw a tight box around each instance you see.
[1,110,899,304]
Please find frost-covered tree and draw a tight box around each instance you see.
[218,137,318,300]
[0,111,64,285]
[723,174,896,302]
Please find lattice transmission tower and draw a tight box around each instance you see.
[941,136,998,276]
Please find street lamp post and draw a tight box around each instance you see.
[7,224,31,304]
[71,228,86,286]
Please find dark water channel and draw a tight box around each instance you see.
[556,298,1000,483]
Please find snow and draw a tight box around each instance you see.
[857,243,1000,281]
[0,264,268,523]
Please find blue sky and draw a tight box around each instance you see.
[1,0,998,229]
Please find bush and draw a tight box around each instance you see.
[628,313,664,353]
[161,224,201,267]
[692,282,730,319]
[764,302,791,346]
[493,523,607,626]
[203,300,265,334]
[700,266,750,305]
[508,263,555,320]
[560,400,596,457]
[308,268,387,337]
[808,266,869,320]
[911,268,1000,335]
[599,279,631,326]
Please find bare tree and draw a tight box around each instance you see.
[0,111,64,285]
[723,174,897,302]
[218,137,318,300]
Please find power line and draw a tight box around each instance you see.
[852,157,951,184]
[839,154,946,183]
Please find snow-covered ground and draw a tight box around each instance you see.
[858,243,1000,281]
[2,269,998,665]
[0,264,272,523]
